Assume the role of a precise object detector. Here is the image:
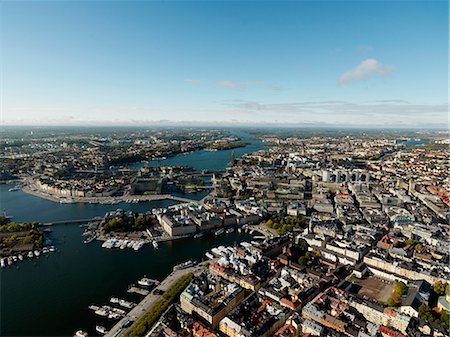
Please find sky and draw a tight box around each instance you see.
[1,1,448,128]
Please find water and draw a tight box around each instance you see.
[0,133,264,337]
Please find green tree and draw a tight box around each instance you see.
[394,281,408,296]
[433,281,449,296]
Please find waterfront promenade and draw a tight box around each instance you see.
[22,182,207,205]
[104,263,207,337]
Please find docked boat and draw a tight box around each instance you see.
[205,252,214,260]
[138,277,156,287]
[0,258,5,268]
[194,233,205,238]
[225,228,234,234]
[214,228,224,236]
[8,186,20,192]
[118,299,135,309]
[18,254,23,261]
[110,297,119,304]
[152,240,158,249]
[173,260,196,271]
[83,237,95,244]
[34,250,40,257]
[95,326,107,334]
[74,330,88,337]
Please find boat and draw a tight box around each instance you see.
[118,299,136,309]
[34,250,40,257]
[74,330,88,337]
[8,186,20,192]
[27,251,34,258]
[225,228,234,234]
[138,277,157,287]
[88,305,100,311]
[110,297,119,303]
[0,258,5,268]
[83,237,95,244]
[94,308,108,317]
[59,198,76,204]
[205,252,214,260]
[95,326,107,334]
[194,233,205,238]
[18,254,23,261]
[152,240,158,249]
[173,260,196,271]
[238,228,242,233]
[214,228,225,236]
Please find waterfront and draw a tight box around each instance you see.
[0,133,264,336]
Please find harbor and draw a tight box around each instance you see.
[1,133,264,337]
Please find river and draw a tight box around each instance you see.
[0,132,264,337]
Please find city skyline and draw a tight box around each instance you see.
[2,1,448,127]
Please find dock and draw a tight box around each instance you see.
[127,287,149,296]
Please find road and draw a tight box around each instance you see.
[104,264,206,337]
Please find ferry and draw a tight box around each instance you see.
[214,228,225,236]
[95,326,107,335]
[194,232,205,238]
[152,240,159,249]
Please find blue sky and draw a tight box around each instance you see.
[1,1,448,127]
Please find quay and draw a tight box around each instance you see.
[22,182,209,205]
[104,263,206,337]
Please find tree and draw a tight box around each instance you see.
[394,281,408,296]
[298,256,309,266]
[433,281,449,296]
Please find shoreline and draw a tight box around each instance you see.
[21,183,204,205]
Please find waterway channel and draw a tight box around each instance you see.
[0,132,264,336]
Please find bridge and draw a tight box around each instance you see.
[41,218,101,226]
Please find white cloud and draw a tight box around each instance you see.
[338,58,394,84]
[215,80,262,89]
